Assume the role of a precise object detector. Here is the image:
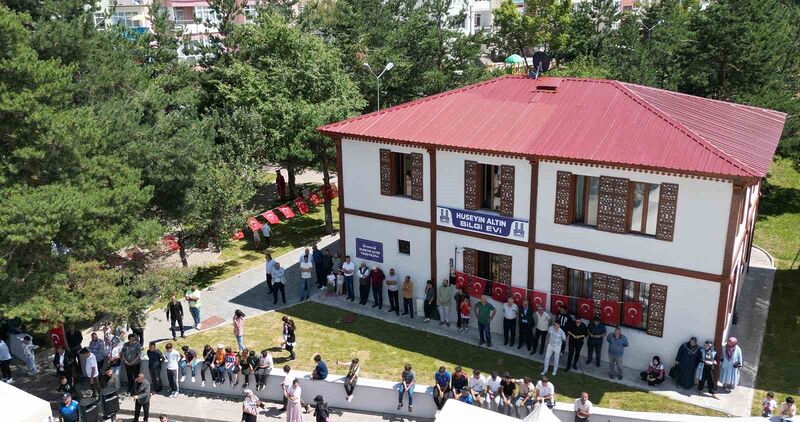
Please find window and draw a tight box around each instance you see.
[393,153,414,197]
[475,14,482,27]
[622,279,649,331]
[476,250,501,283]
[479,164,501,211]
[173,7,191,25]
[628,182,660,235]
[243,5,258,21]
[93,12,106,28]
[110,11,138,27]
[398,240,410,255]
[195,6,219,25]
[567,269,592,315]
[380,149,423,200]
[623,4,633,11]
[572,175,599,226]
[465,161,515,216]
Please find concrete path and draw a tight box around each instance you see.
[116,390,433,422]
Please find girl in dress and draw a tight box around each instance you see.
[284,379,303,422]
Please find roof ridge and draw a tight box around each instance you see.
[626,83,788,118]
[611,81,759,178]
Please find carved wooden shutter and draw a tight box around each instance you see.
[380,149,393,196]
[498,254,512,285]
[554,171,572,224]
[605,275,623,302]
[656,183,678,241]
[462,248,477,276]
[410,152,424,201]
[592,273,609,303]
[464,161,480,210]
[551,264,568,295]
[499,165,515,217]
[597,176,629,233]
[646,283,668,337]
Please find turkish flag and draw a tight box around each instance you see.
[529,290,547,310]
[277,205,295,219]
[491,283,509,302]
[233,230,245,240]
[600,300,620,326]
[577,298,595,320]
[308,192,323,206]
[49,324,66,348]
[262,210,280,225]
[454,271,468,290]
[293,198,309,215]
[510,287,527,307]
[248,217,263,231]
[623,301,644,327]
[550,294,568,314]
[163,235,179,251]
[469,277,486,299]
[323,184,337,200]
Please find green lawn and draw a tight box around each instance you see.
[750,157,800,414]
[167,302,722,416]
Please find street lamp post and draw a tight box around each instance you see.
[363,62,395,111]
[643,20,662,39]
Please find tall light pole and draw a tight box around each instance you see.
[643,20,662,39]
[363,62,395,111]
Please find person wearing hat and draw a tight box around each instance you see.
[313,395,330,422]
[58,393,80,422]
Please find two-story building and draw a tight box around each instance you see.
[318,75,786,366]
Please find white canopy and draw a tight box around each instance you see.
[0,381,54,422]
[436,399,518,422]
[522,404,563,422]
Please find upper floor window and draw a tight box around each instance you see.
[195,6,219,25]
[379,149,423,201]
[243,5,258,21]
[464,161,515,216]
[573,175,599,225]
[629,182,660,235]
[475,13,482,27]
[480,164,501,211]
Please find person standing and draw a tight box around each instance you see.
[166,294,185,341]
[357,262,371,305]
[674,337,701,389]
[271,262,287,304]
[129,311,145,346]
[468,369,486,408]
[586,316,606,367]
[53,346,74,388]
[531,305,551,356]
[59,393,80,422]
[565,318,588,372]
[80,348,99,396]
[342,256,356,301]
[502,296,519,347]
[64,325,83,374]
[276,169,286,201]
[432,366,451,410]
[299,255,313,301]
[696,340,718,398]
[20,335,37,376]
[370,265,386,309]
[242,388,263,422]
[386,268,400,315]
[88,332,107,374]
[313,244,325,289]
[455,287,469,331]
[255,349,274,391]
[437,279,455,327]
[337,358,360,402]
[459,295,472,333]
[542,322,566,376]
[555,306,572,356]
[131,373,151,422]
[265,254,276,294]
[607,327,629,381]
[401,276,415,318]
[719,337,743,392]
[574,391,593,421]
[285,319,297,361]
[284,379,304,422]
[108,338,123,390]
[517,299,533,351]
[322,249,333,280]
[164,343,181,398]
[185,286,202,330]
[261,222,271,249]
[146,342,164,393]
[423,280,436,322]
[398,363,415,412]
[121,333,142,395]
[475,295,496,347]
[233,310,246,351]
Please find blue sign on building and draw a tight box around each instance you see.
[437,206,528,240]
[355,238,384,263]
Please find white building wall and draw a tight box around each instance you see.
[341,138,431,223]
[534,249,720,366]
[536,161,732,275]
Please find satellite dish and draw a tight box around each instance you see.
[529,51,551,79]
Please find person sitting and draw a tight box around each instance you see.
[535,376,555,409]
[311,354,328,380]
[640,356,665,386]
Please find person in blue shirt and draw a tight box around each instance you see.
[433,366,452,410]
[607,327,629,380]
[311,354,328,380]
[58,393,80,422]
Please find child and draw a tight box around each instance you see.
[778,397,796,421]
[57,375,73,394]
[224,347,238,385]
[313,394,330,422]
[336,270,345,296]
[326,269,336,294]
[215,344,226,385]
[22,336,37,376]
[762,392,778,417]
[459,297,471,333]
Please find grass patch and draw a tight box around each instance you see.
[750,157,800,414]
[167,302,722,416]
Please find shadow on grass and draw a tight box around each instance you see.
[758,184,800,218]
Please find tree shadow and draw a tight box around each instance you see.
[757,184,800,218]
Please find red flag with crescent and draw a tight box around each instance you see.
[294,198,309,215]
[277,205,295,219]
[491,283,509,302]
[233,230,245,240]
[577,298,595,320]
[623,301,643,327]
[550,294,568,314]
[469,277,486,299]
[454,271,468,290]
[248,217,263,231]
[529,290,547,309]
[600,300,620,326]
[510,287,527,307]
[323,184,337,200]
[49,324,66,348]
[262,210,280,225]
[308,191,323,206]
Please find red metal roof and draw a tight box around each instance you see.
[319,76,788,179]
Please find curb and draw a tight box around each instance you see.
[751,244,776,268]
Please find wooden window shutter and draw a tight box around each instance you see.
[410,152,424,201]
[498,165,515,217]
[597,176,629,233]
[498,254,513,285]
[656,183,678,241]
[591,273,609,303]
[605,275,623,301]
[462,248,477,276]
[464,160,480,210]
[551,264,568,295]
[646,283,668,337]
[379,149,393,196]
[554,171,572,224]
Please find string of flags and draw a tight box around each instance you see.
[233,183,339,240]
[454,271,643,327]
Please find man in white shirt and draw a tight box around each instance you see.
[265,254,276,294]
[261,223,271,248]
[502,296,519,347]
[535,377,556,409]
[532,305,551,355]
[385,268,400,315]
[184,286,202,329]
[541,322,567,376]
[468,369,486,407]
[356,263,371,305]
[164,343,181,397]
[271,262,286,304]
[341,256,356,301]
[80,348,99,395]
[299,255,313,301]
[574,391,592,421]
[485,370,502,411]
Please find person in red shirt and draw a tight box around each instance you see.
[276,170,286,200]
[459,297,471,333]
[370,266,386,309]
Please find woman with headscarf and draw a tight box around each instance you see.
[241,388,263,422]
[674,337,701,389]
[640,356,665,386]
[284,379,303,422]
[719,336,743,392]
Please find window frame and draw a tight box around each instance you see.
[398,239,411,255]
[478,163,501,213]
[627,181,660,236]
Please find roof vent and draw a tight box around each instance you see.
[534,77,562,92]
